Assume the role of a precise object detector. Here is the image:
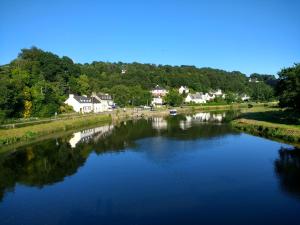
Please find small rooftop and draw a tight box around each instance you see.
[95,93,113,100]
[71,95,100,103]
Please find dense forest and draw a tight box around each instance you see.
[0,46,294,120]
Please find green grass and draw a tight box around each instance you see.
[231,107,300,145]
[0,114,111,146]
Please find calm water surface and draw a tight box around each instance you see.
[1,112,300,225]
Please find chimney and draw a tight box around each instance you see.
[69,94,74,98]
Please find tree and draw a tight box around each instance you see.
[276,64,300,110]
[164,89,183,106]
[110,85,131,107]
[129,86,152,106]
[249,82,274,102]
[225,92,236,104]
[76,74,90,95]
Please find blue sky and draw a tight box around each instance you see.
[1,0,299,75]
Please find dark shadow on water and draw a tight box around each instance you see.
[275,146,300,197]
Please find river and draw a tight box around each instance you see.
[0,112,300,225]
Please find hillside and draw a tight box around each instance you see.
[0,47,275,119]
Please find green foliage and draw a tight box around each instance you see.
[250,73,278,88]
[0,47,279,119]
[110,85,131,107]
[276,64,300,110]
[109,85,151,107]
[164,89,184,106]
[225,92,236,104]
[249,82,274,102]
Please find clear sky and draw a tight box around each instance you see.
[1,0,299,75]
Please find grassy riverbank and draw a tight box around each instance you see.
[231,108,300,146]
[0,103,276,149]
[0,114,111,146]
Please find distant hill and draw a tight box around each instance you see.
[0,47,276,118]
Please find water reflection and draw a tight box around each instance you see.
[2,111,300,225]
[275,147,300,197]
[193,112,226,122]
[69,125,114,148]
[152,117,168,130]
[0,113,235,201]
[2,111,298,206]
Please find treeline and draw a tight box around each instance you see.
[0,47,286,119]
[276,63,300,110]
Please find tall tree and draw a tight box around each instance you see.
[276,64,300,110]
[164,89,184,106]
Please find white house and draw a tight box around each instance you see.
[91,92,114,111]
[241,94,250,101]
[65,94,114,113]
[151,96,163,106]
[178,86,189,94]
[185,92,207,104]
[209,89,225,99]
[151,85,168,97]
[65,94,102,113]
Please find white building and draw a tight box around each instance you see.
[241,94,250,101]
[65,94,102,113]
[151,96,163,106]
[150,85,168,106]
[151,85,168,97]
[178,86,189,94]
[209,89,225,99]
[91,92,114,111]
[185,92,207,104]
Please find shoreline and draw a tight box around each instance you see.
[0,103,279,152]
[231,118,300,147]
[231,106,300,147]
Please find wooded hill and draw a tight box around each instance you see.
[0,47,277,119]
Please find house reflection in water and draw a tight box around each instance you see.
[192,112,225,123]
[179,113,225,130]
[152,117,168,130]
[180,116,193,130]
[69,125,114,148]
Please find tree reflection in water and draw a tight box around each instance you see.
[275,146,300,197]
[0,112,236,201]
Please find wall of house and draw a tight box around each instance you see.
[65,96,93,113]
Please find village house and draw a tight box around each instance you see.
[65,93,114,113]
[185,92,208,104]
[151,96,163,106]
[150,85,168,106]
[209,89,225,99]
[65,94,99,113]
[91,92,115,111]
[178,86,189,94]
[151,85,168,97]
